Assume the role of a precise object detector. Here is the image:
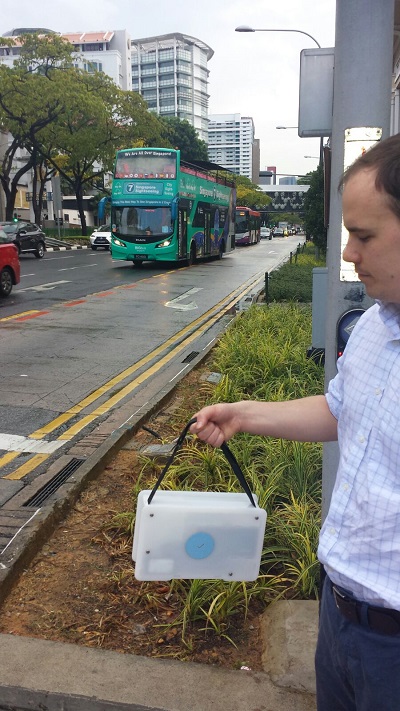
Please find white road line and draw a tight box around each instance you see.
[18,280,71,292]
[165,287,203,310]
[0,433,65,454]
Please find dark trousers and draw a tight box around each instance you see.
[316,576,400,710]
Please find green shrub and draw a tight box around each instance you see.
[267,242,325,302]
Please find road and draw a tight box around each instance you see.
[0,236,303,495]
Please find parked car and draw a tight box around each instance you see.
[0,221,46,258]
[0,229,20,297]
[89,225,112,250]
[260,227,272,240]
[273,227,284,237]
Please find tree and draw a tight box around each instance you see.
[159,116,208,162]
[234,175,271,210]
[302,165,327,254]
[0,33,76,219]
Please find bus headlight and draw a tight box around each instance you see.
[112,237,126,248]
[155,239,172,248]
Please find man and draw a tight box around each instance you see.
[190,133,400,711]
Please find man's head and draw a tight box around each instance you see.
[341,133,400,303]
[340,133,400,219]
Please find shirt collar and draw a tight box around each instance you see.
[378,301,400,340]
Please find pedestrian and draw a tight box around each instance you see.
[190,132,400,711]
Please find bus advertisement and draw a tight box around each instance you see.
[235,206,261,246]
[108,148,236,266]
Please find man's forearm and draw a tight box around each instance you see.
[235,395,338,442]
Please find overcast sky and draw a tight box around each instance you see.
[2,0,336,178]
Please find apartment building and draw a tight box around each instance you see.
[207,114,260,181]
[0,28,132,90]
[131,33,213,142]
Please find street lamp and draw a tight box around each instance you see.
[235,25,321,48]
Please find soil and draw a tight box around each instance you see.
[0,364,264,672]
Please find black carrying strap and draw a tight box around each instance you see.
[147,417,256,507]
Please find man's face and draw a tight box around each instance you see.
[342,168,400,303]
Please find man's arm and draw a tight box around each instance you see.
[191,395,338,448]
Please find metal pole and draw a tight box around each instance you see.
[322,0,395,519]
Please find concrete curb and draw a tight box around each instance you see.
[46,244,89,252]
[0,633,316,711]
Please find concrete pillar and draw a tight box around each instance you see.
[322,0,395,518]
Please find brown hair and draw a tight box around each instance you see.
[339,133,400,219]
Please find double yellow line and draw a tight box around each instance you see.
[1,272,264,480]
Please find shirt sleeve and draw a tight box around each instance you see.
[325,355,345,420]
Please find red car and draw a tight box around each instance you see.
[0,228,20,297]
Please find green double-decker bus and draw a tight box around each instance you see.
[106,147,236,266]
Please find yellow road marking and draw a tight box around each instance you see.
[3,454,49,480]
[0,310,41,322]
[0,451,20,467]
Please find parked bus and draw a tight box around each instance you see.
[234,207,261,246]
[104,148,236,266]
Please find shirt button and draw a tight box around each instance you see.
[359,435,365,443]
[330,527,336,535]
[343,483,349,491]
[375,388,381,396]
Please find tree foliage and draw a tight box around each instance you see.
[159,116,208,162]
[0,33,75,219]
[234,175,271,209]
[302,165,327,253]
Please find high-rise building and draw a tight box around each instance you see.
[279,176,297,185]
[207,114,260,181]
[131,33,213,142]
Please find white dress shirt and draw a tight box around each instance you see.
[318,301,400,609]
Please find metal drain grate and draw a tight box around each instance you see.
[24,458,85,507]
[181,351,200,364]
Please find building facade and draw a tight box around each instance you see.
[131,33,213,142]
[207,113,260,181]
[0,29,132,90]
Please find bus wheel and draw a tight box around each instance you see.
[132,261,143,268]
[187,242,196,266]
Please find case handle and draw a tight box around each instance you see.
[147,418,256,507]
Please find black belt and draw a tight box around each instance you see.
[332,583,400,636]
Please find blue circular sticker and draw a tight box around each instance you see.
[185,532,215,560]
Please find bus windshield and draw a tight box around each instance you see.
[114,151,177,180]
[113,206,173,238]
[235,213,248,233]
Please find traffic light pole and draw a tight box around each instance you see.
[322,0,395,519]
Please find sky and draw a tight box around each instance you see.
[2,0,336,178]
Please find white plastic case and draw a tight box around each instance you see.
[132,489,267,581]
